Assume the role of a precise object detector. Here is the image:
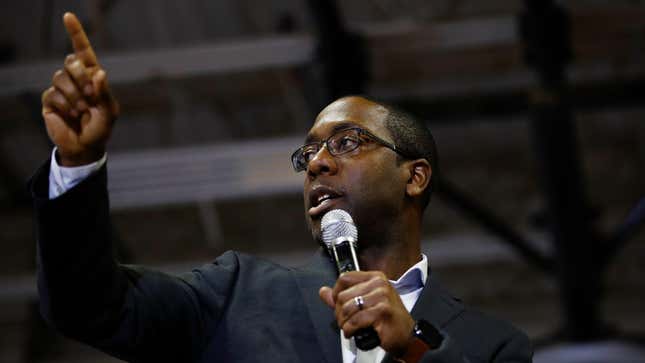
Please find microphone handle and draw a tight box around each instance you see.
[332,241,381,351]
[354,328,381,351]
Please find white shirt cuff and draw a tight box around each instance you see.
[48,148,107,199]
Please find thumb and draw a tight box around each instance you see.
[319,286,335,308]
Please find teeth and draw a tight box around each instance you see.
[316,194,332,206]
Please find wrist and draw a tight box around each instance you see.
[394,320,443,363]
[57,148,105,167]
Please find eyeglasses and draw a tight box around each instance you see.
[291,127,415,172]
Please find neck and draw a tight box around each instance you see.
[358,210,423,280]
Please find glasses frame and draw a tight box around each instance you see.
[291,127,417,172]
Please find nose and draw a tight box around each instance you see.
[307,145,338,178]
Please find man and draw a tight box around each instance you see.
[32,12,532,363]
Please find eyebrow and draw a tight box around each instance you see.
[304,121,359,144]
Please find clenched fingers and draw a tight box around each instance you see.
[337,284,389,327]
[332,271,389,307]
[65,54,93,97]
[42,86,84,135]
[52,69,86,117]
[332,271,388,296]
[340,301,389,339]
[42,87,73,120]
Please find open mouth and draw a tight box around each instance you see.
[308,186,343,217]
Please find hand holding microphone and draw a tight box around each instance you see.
[318,210,416,354]
[320,209,380,350]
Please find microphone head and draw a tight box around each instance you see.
[321,209,358,248]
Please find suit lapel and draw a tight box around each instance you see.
[381,269,465,363]
[293,249,342,363]
[410,274,465,328]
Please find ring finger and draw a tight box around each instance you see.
[339,292,376,328]
[42,87,73,120]
[52,70,85,118]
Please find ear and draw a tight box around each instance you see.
[404,159,431,198]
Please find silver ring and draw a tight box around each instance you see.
[354,295,365,310]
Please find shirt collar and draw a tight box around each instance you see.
[389,253,428,295]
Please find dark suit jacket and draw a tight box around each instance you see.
[31,161,532,363]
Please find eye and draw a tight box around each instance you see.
[301,145,319,162]
[335,135,360,152]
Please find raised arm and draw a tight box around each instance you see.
[34,13,230,362]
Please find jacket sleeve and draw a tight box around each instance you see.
[30,159,238,362]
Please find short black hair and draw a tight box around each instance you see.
[380,103,439,210]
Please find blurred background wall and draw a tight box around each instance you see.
[0,0,644,362]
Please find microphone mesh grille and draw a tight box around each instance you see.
[321,209,358,247]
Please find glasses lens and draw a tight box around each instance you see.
[291,129,364,172]
[291,150,304,171]
[328,129,361,155]
[292,144,319,172]
[302,144,320,163]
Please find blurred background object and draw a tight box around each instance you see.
[0,0,644,362]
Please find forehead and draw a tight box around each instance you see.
[306,97,390,142]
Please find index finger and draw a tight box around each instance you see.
[63,12,99,67]
[333,271,382,296]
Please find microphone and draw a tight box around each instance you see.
[321,209,380,351]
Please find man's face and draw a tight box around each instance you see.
[302,97,408,246]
